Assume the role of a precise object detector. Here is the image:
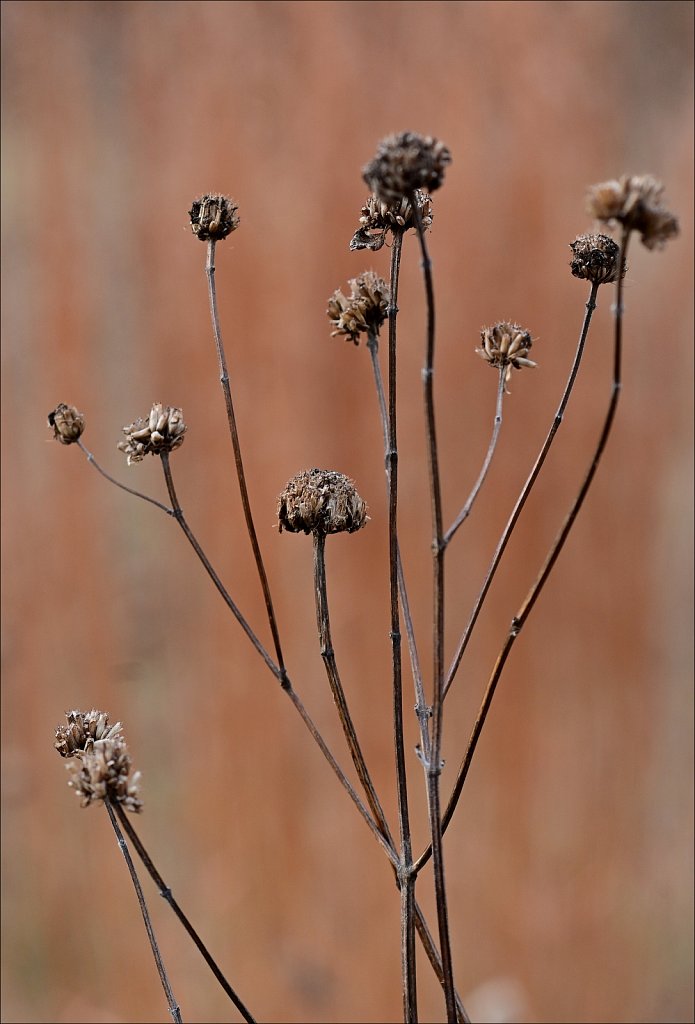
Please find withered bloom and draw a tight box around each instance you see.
[350,191,434,251]
[327,271,389,344]
[189,194,240,241]
[363,131,452,203]
[586,175,679,250]
[569,234,623,285]
[118,403,186,465]
[476,322,536,391]
[48,403,85,445]
[54,709,142,813]
[278,469,368,535]
[55,709,122,758]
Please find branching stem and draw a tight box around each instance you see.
[114,804,256,1023]
[105,799,183,1024]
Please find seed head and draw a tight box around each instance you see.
[362,132,451,204]
[586,175,679,250]
[569,234,623,285]
[327,271,390,345]
[350,191,434,251]
[278,469,368,536]
[476,322,536,391]
[189,194,240,241]
[48,403,85,445]
[54,710,142,814]
[118,403,187,465]
[55,709,123,758]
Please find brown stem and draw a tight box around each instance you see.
[443,279,601,700]
[205,239,285,673]
[415,248,626,878]
[411,196,457,1024]
[443,367,506,547]
[114,804,256,1023]
[105,800,182,1024]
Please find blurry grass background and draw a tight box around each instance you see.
[1,2,693,1022]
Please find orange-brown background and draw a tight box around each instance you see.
[2,3,692,1022]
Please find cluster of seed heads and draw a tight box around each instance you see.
[586,174,679,250]
[327,271,390,345]
[48,403,85,445]
[350,191,434,251]
[569,233,623,285]
[362,131,451,203]
[476,322,536,390]
[54,710,142,813]
[189,194,240,242]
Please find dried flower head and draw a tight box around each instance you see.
[569,234,623,285]
[278,469,368,535]
[476,322,536,391]
[327,271,390,344]
[189,194,240,241]
[362,132,451,203]
[67,734,143,813]
[350,191,434,251]
[48,403,85,445]
[55,709,122,758]
[586,175,679,250]
[118,403,186,465]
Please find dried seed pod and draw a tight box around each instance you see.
[48,403,85,445]
[586,175,679,250]
[118,403,187,465]
[363,131,451,203]
[277,469,368,536]
[55,709,122,758]
[476,322,536,391]
[189,193,240,241]
[66,734,143,813]
[350,191,433,251]
[327,271,389,344]
[569,233,623,285]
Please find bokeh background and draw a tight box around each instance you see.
[2,2,693,1022]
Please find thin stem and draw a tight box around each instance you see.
[412,197,457,1024]
[77,440,173,515]
[415,258,625,878]
[159,452,280,679]
[113,804,256,1023]
[385,228,418,1023]
[443,367,506,547]
[205,239,285,672]
[443,279,601,700]
[104,800,182,1024]
[312,532,392,842]
[366,331,430,765]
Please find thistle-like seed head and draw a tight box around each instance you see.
[569,233,623,285]
[55,709,122,758]
[362,132,451,204]
[54,710,142,814]
[350,191,434,251]
[48,403,85,445]
[189,194,240,241]
[586,175,679,250]
[118,403,187,465]
[476,322,536,391]
[277,469,368,536]
[327,271,390,345]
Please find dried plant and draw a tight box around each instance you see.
[50,141,678,1022]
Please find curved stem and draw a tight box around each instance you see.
[411,196,457,1024]
[205,240,285,672]
[114,804,255,1023]
[366,331,429,760]
[443,367,506,547]
[415,252,626,878]
[105,800,182,1024]
[77,440,173,515]
[443,280,600,700]
[159,452,280,679]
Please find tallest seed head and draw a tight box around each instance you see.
[362,132,452,203]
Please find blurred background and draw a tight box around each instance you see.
[2,2,693,1022]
